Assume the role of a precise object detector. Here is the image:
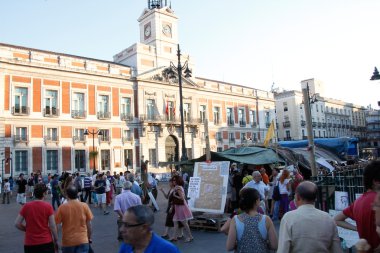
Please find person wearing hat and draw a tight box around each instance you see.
[16,173,27,206]
[50,174,60,210]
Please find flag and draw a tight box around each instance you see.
[165,101,168,115]
[264,120,275,147]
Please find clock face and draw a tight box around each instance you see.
[162,24,172,37]
[144,25,151,37]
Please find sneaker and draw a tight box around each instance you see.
[104,211,110,215]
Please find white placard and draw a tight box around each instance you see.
[187,177,201,199]
[329,210,359,248]
[148,191,159,211]
[335,191,349,211]
[355,193,363,200]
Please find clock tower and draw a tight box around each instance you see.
[114,1,194,76]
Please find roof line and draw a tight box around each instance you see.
[195,76,271,93]
[0,42,131,68]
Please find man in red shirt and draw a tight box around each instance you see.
[334,161,380,253]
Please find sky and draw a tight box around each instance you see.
[1,0,380,108]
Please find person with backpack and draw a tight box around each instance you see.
[226,188,278,253]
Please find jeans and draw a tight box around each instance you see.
[272,200,280,221]
[83,189,92,204]
[61,243,89,253]
[52,194,60,210]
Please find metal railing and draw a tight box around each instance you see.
[12,106,29,115]
[239,120,246,127]
[97,111,111,119]
[121,113,133,121]
[44,135,59,143]
[43,107,59,117]
[283,121,291,128]
[73,136,85,143]
[14,135,28,143]
[71,110,86,118]
[227,118,234,126]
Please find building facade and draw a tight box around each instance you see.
[362,109,380,158]
[0,2,275,176]
[275,78,367,142]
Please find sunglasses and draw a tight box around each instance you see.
[120,222,145,228]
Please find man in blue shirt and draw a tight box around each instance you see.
[119,205,180,253]
[50,174,60,210]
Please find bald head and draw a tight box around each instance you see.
[296,181,318,203]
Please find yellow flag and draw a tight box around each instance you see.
[264,120,275,147]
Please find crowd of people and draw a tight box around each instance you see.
[5,160,380,253]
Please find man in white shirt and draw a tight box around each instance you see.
[243,171,269,213]
[277,181,342,253]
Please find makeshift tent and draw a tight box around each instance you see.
[184,146,285,165]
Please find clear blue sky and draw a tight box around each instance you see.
[1,0,380,108]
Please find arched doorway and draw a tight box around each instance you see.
[165,135,179,171]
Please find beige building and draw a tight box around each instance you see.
[275,78,367,141]
[0,2,275,176]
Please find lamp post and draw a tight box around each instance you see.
[167,44,192,161]
[84,129,103,174]
[302,83,318,177]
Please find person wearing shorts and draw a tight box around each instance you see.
[17,173,27,205]
[94,174,109,215]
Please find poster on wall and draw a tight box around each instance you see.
[335,191,349,211]
[187,161,230,214]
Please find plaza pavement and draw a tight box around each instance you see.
[0,182,232,253]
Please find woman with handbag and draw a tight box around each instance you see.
[170,175,194,243]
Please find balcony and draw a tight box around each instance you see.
[337,124,341,128]
[43,107,59,117]
[97,111,111,120]
[283,121,291,128]
[317,122,322,128]
[328,123,332,127]
[12,106,29,115]
[122,136,133,143]
[301,120,306,127]
[217,137,223,143]
[121,113,133,121]
[214,119,221,125]
[73,135,86,143]
[99,135,111,143]
[239,120,246,127]
[227,118,234,126]
[229,138,235,144]
[71,110,86,119]
[140,114,163,122]
[44,135,59,144]
[14,135,28,143]
[333,124,337,128]
[251,122,257,128]
[312,122,317,127]
[322,123,327,128]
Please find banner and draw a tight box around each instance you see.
[264,120,275,147]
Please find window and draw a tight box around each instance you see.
[167,101,175,121]
[72,92,85,118]
[13,87,28,114]
[216,132,222,141]
[227,108,234,125]
[199,105,206,123]
[46,150,59,172]
[74,150,86,172]
[217,147,223,152]
[44,90,58,116]
[121,97,131,120]
[249,110,256,126]
[241,132,246,143]
[97,95,110,119]
[100,150,111,170]
[302,129,305,138]
[123,130,132,141]
[229,132,235,143]
[149,148,157,166]
[265,111,270,126]
[15,127,27,141]
[99,129,110,142]
[124,149,133,168]
[316,104,319,112]
[238,108,246,126]
[286,131,291,139]
[213,107,220,125]
[46,128,58,141]
[15,150,28,173]
[283,102,288,112]
[186,148,193,160]
[184,103,191,122]
[147,99,155,120]
[74,128,85,142]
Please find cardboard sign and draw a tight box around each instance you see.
[187,161,230,214]
[329,210,359,248]
[335,191,349,211]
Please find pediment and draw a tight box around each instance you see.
[137,66,198,88]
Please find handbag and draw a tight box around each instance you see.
[172,196,184,205]
[272,182,281,201]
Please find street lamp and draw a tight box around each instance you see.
[370,67,380,81]
[167,44,192,161]
[84,129,103,174]
[302,83,318,177]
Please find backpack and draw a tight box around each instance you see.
[272,182,281,201]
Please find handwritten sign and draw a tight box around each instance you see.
[335,191,349,211]
[329,210,359,248]
[187,177,201,199]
